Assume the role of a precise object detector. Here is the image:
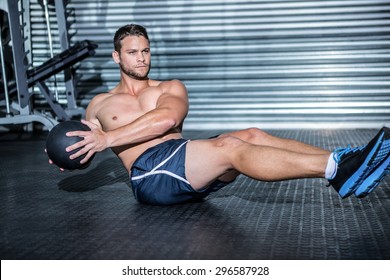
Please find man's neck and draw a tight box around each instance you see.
[119,74,150,96]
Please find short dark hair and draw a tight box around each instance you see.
[113,24,150,52]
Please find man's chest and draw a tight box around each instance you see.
[96,93,158,130]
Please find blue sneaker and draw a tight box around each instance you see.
[354,136,390,198]
[328,127,388,198]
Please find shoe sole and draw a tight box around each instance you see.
[355,150,390,198]
[338,131,384,198]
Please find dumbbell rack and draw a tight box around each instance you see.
[0,0,97,131]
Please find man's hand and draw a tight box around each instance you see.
[65,119,108,164]
[45,148,65,171]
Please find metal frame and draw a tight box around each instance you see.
[0,0,96,131]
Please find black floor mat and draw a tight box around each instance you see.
[1,129,389,259]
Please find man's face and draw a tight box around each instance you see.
[115,35,151,80]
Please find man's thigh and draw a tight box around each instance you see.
[185,137,239,190]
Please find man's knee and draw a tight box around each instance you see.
[212,127,271,153]
[239,127,270,144]
[213,135,246,149]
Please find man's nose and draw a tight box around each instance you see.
[137,53,145,62]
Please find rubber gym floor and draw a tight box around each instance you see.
[1,128,390,260]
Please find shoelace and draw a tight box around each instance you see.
[333,145,366,163]
[361,139,390,176]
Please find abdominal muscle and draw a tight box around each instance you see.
[112,130,183,173]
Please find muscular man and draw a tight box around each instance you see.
[61,24,390,205]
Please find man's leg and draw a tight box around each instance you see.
[219,128,329,155]
[205,128,330,186]
[186,127,390,198]
[185,134,329,191]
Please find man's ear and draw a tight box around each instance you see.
[112,51,120,64]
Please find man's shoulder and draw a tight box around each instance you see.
[86,92,115,111]
[151,79,185,88]
[156,79,187,96]
[90,92,112,103]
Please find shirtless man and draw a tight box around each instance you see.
[61,24,390,205]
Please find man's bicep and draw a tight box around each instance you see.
[156,81,189,121]
[158,80,188,108]
[156,94,188,119]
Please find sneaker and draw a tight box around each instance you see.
[354,136,390,198]
[328,127,388,198]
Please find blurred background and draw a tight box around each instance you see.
[1,0,390,130]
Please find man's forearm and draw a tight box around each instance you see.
[105,109,178,148]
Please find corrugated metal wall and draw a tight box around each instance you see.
[30,0,390,129]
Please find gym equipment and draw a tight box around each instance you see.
[0,0,98,131]
[42,0,59,101]
[0,11,10,116]
[46,120,94,170]
[7,40,98,98]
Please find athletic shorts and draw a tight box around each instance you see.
[130,138,228,206]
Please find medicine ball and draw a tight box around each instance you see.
[46,120,94,170]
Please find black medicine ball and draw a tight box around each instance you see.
[46,120,94,170]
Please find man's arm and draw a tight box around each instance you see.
[106,79,188,147]
[67,80,188,163]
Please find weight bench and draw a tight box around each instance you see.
[7,40,98,120]
[1,40,98,129]
[0,0,98,131]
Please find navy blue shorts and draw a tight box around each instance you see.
[130,139,228,205]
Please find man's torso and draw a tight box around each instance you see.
[90,80,183,171]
